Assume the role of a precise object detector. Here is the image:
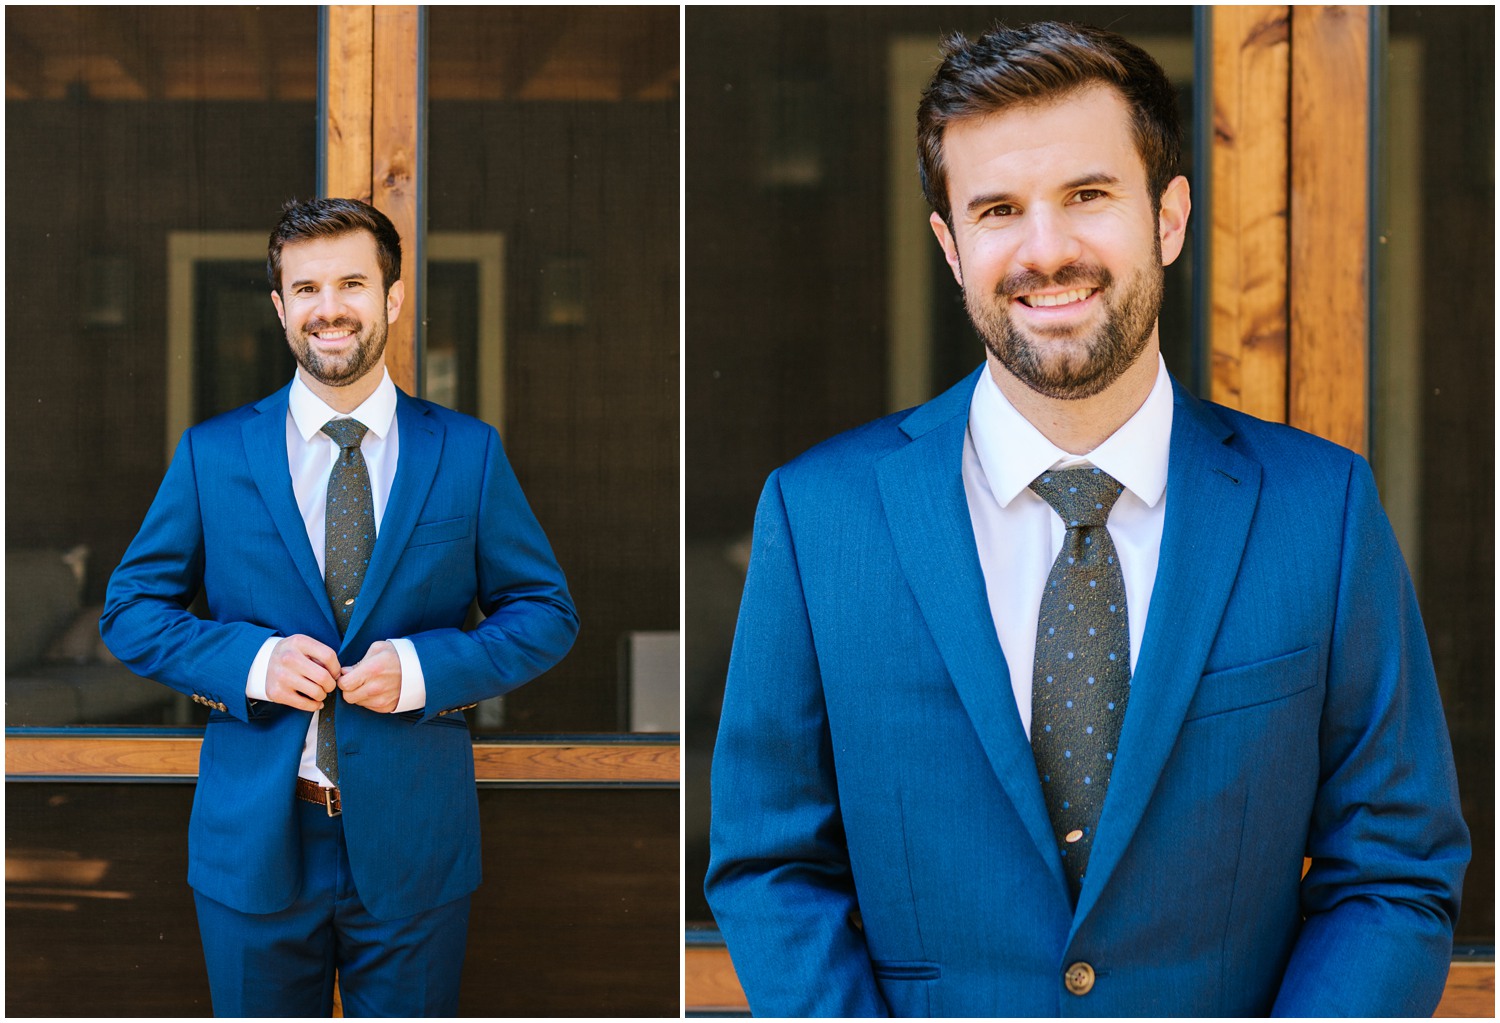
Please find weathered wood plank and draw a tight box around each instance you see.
[322,5,374,203]
[684,946,748,1014]
[1435,961,1495,1018]
[1209,5,1290,422]
[371,5,422,392]
[1289,5,1369,453]
[6,736,679,784]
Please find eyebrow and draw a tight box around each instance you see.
[287,271,370,290]
[964,173,1123,216]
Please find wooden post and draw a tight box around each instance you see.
[1208,6,1291,423]
[1288,6,1370,454]
[321,4,422,394]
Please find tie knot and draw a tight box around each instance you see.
[321,418,369,450]
[1030,467,1125,528]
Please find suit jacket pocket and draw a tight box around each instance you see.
[871,960,941,981]
[406,516,469,548]
[1184,644,1319,721]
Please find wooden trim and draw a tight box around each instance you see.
[321,4,422,394]
[371,4,422,392]
[322,5,374,203]
[684,945,748,1015]
[1435,961,1496,1018]
[680,948,1492,1016]
[5,736,679,785]
[1208,5,1290,422]
[1288,5,1369,454]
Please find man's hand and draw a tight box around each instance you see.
[266,634,341,711]
[339,640,403,713]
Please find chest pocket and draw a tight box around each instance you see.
[406,516,469,548]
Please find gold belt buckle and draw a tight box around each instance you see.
[324,787,341,817]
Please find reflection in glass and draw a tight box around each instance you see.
[1373,7,1493,947]
[427,6,680,734]
[5,6,318,728]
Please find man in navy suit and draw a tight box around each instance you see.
[102,198,578,1016]
[705,22,1467,1016]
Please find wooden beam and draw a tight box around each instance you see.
[1288,6,1369,454]
[371,5,422,393]
[322,5,374,203]
[1208,5,1290,422]
[6,735,679,785]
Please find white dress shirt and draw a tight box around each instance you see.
[962,355,1173,739]
[245,368,427,786]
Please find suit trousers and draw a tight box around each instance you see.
[192,798,470,1017]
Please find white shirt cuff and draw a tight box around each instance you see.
[389,637,426,712]
[246,636,280,701]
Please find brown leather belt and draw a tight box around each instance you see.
[295,777,341,816]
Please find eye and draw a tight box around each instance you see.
[982,203,1017,218]
[1072,189,1106,203]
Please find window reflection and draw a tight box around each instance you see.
[426,7,680,734]
[5,6,319,728]
[1374,7,1493,947]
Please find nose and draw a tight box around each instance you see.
[312,285,346,321]
[1014,206,1083,275]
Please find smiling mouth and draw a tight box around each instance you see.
[1017,287,1099,309]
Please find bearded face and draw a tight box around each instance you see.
[960,241,1163,401]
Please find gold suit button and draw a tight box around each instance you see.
[1064,961,1095,996]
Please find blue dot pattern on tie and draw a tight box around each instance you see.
[1028,466,1131,903]
[316,417,375,787]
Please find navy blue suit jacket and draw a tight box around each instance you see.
[706,368,1468,1016]
[102,384,578,921]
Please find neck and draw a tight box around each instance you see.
[988,336,1160,455]
[298,362,386,414]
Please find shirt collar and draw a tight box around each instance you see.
[968,354,1173,509]
[288,367,398,442]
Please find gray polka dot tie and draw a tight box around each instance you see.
[317,417,374,785]
[1029,466,1130,902]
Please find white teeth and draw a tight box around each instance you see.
[1022,288,1095,308]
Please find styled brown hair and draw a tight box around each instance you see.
[917,21,1181,226]
[266,197,403,294]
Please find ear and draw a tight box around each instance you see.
[929,212,964,287]
[270,289,287,329]
[1157,175,1191,267]
[385,278,406,325]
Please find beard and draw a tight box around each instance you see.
[964,254,1163,402]
[285,313,388,388]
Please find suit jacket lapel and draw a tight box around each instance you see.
[1070,380,1262,929]
[343,389,443,644]
[243,385,336,633]
[876,370,1068,896]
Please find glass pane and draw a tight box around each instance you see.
[1374,6,1493,947]
[426,7,680,734]
[5,6,319,728]
[684,6,1197,927]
